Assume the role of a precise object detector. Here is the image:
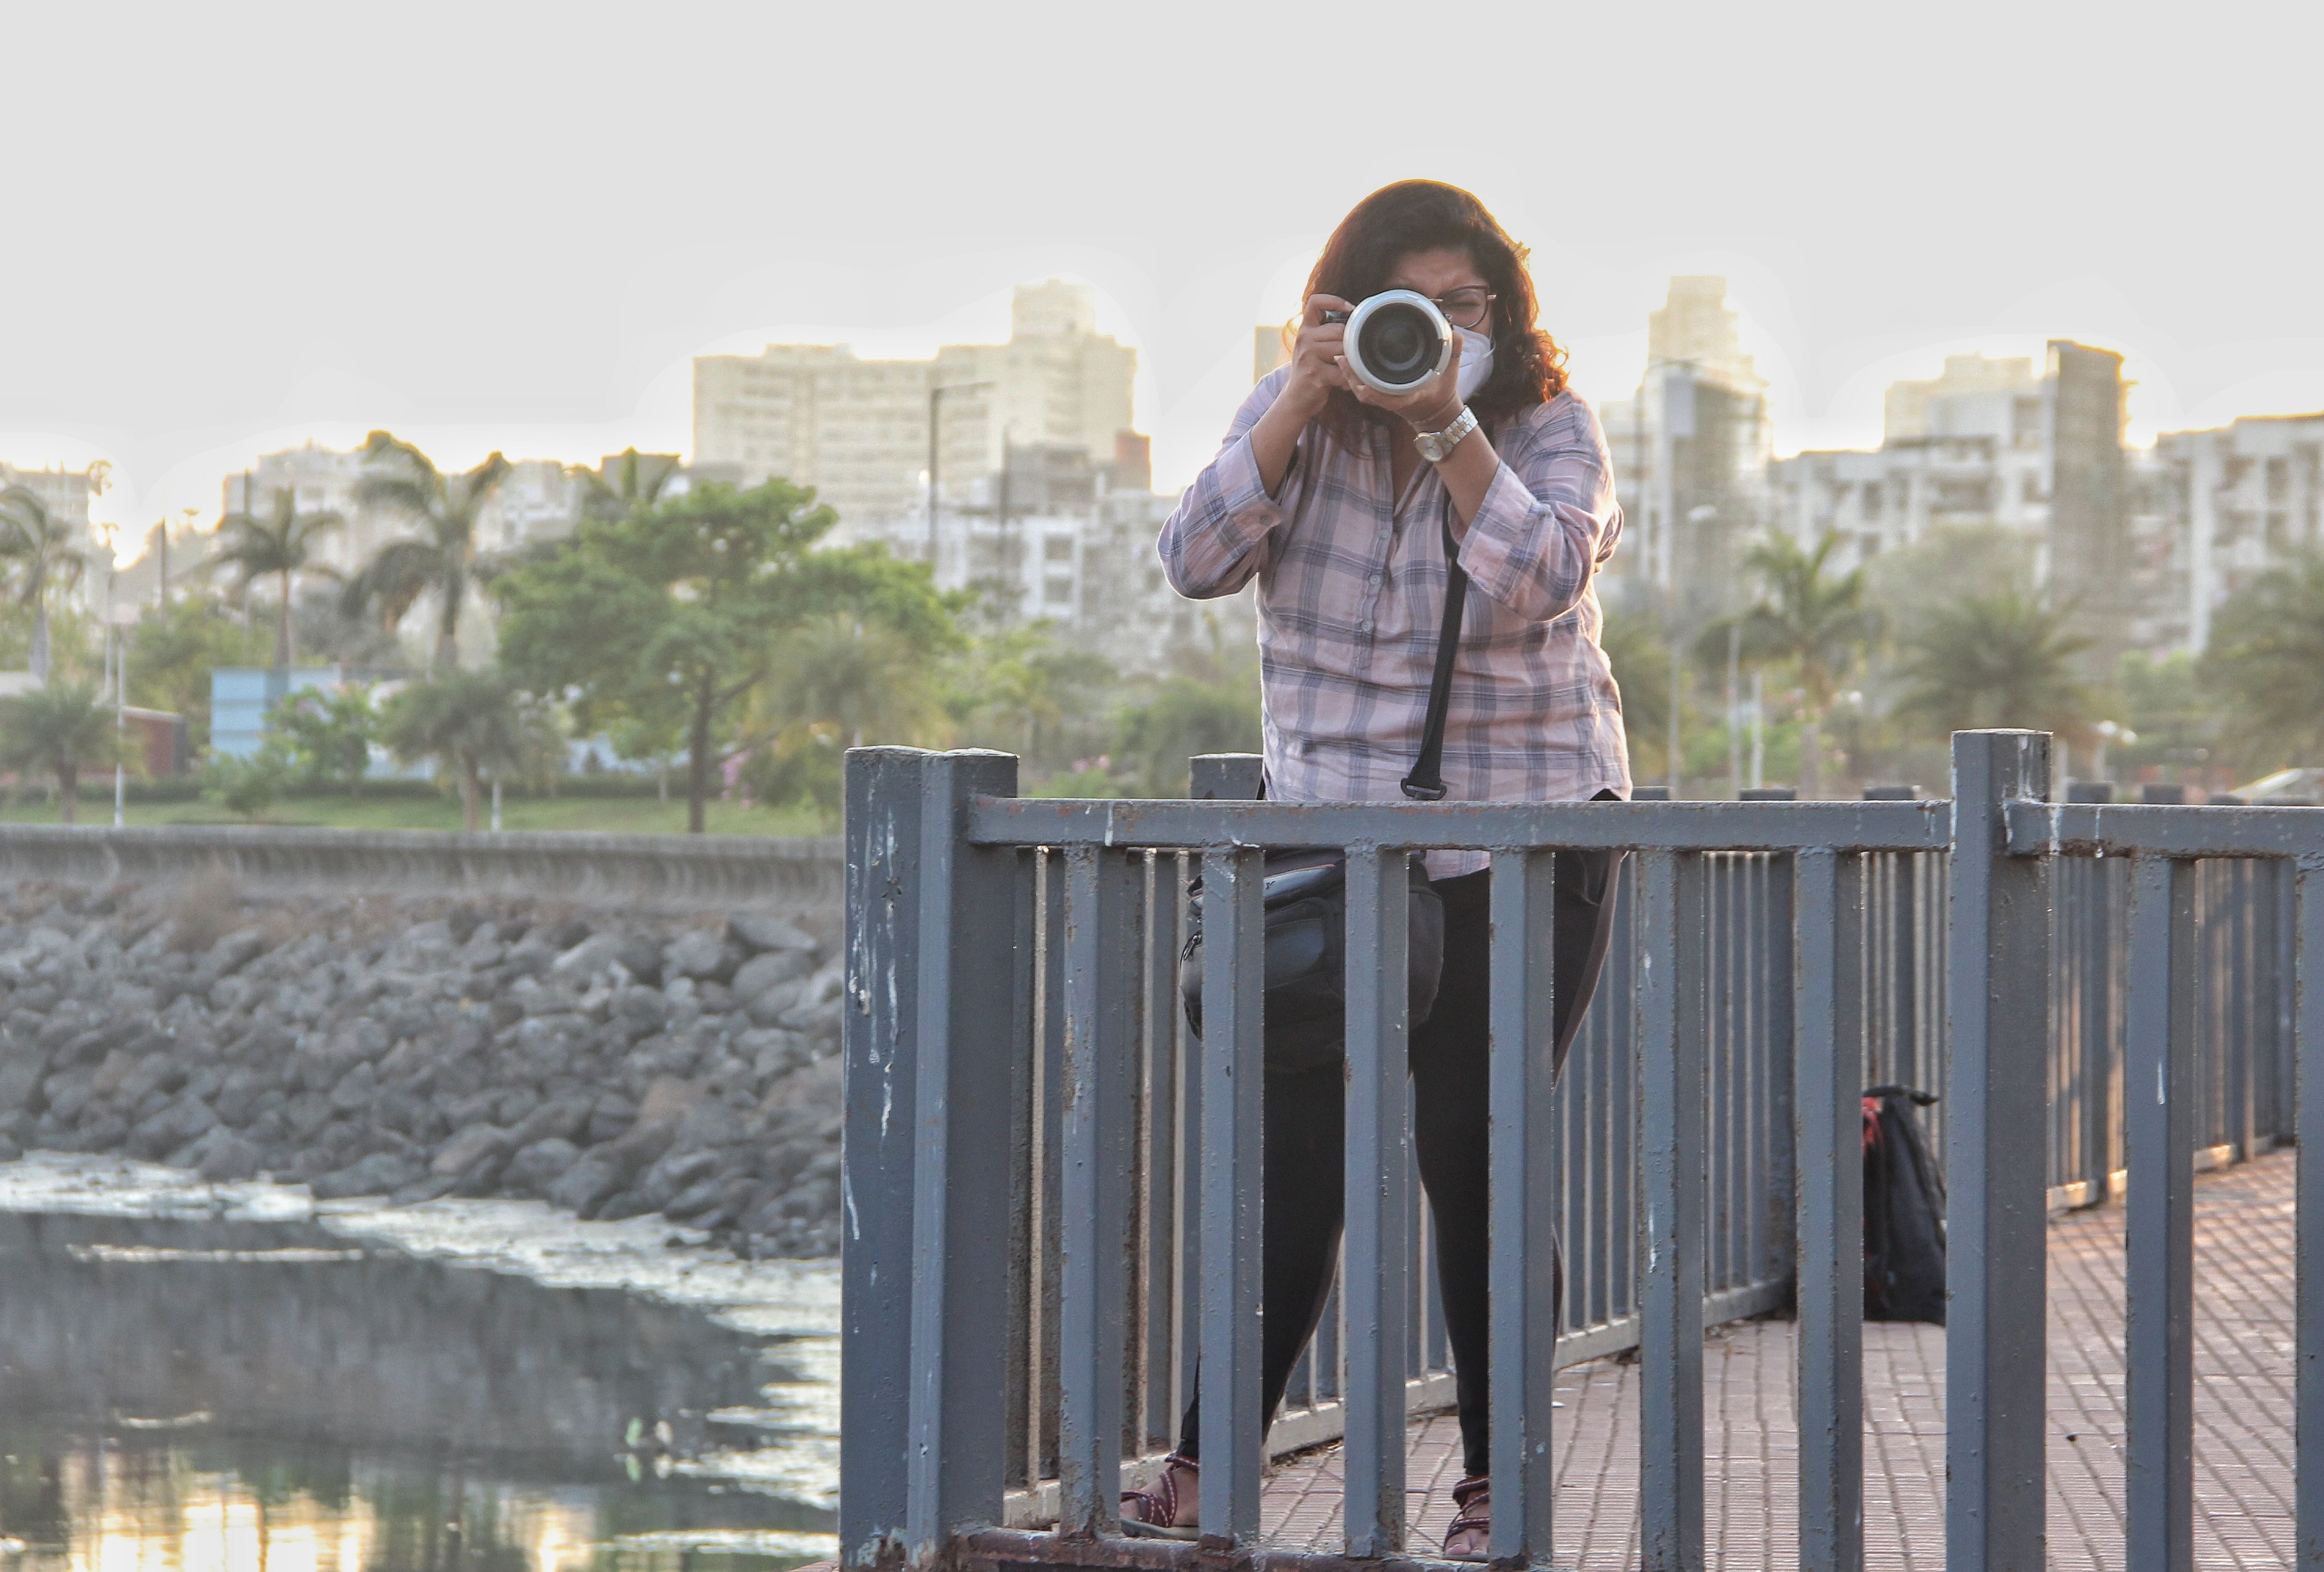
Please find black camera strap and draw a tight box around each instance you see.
[1400,501,1468,802]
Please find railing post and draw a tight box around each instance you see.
[1343,844,1414,1558]
[1055,844,1141,1535]
[2296,853,2324,1566]
[1489,847,1559,1564]
[1197,843,1266,1546]
[2125,854,2196,1572]
[1795,847,1864,1572]
[843,748,1022,1568]
[1944,729,2052,1571]
[1637,847,1706,1569]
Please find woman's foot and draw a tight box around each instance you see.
[1119,1453,1199,1539]
[1442,1475,1490,1561]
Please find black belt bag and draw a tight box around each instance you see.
[1178,505,1469,1076]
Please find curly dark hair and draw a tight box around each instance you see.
[1292,179,1568,443]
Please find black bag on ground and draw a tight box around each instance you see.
[1177,504,1468,1078]
[1863,1085,1947,1325]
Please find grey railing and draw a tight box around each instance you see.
[840,731,2322,1570]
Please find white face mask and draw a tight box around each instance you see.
[1456,328,1495,400]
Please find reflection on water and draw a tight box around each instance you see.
[0,1159,840,1571]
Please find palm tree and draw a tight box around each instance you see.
[212,488,344,666]
[1892,590,2091,737]
[0,486,89,681]
[1729,532,1880,797]
[0,681,122,824]
[380,667,533,832]
[340,432,510,669]
[767,613,945,748]
[580,448,685,523]
[2199,549,2324,770]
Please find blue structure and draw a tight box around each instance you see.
[208,666,416,773]
[209,667,349,760]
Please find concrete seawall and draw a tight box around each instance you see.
[0,824,845,909]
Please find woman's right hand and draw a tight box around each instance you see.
[1278,293,1354,419]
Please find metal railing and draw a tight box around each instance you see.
[840,731,2322,1570]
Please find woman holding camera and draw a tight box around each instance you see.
[1133,180,1630,1558]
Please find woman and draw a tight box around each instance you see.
[1129,180,1631,1558]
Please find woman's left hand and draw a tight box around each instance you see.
[1346,329,1465,430]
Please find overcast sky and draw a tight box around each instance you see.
[6,3,2321,546]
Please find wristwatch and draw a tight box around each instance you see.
[1413,405,1478,463]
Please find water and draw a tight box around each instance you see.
[0,1155,840,1571]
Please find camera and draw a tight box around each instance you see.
[1323,289,1452,395]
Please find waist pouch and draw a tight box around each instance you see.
[1178,850,1446,1076]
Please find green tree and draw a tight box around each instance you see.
[1113,672,1262,796]
[212,487,344,666]
[495,480,952,832]
[380,668,531,832]
[1892,590,2090,737]
[126,596,273,750]
[1597,601,1673,782]
[0,681,123,823]
[954,623,1116,771]
[763,613,946,748]
[270,684,379,793]
[581,448,686,522]
[340,432,510,668]
[0,485,90,681]
[2200,550,2324,771]
[204,746,292,822]
[1727,532,1880,797]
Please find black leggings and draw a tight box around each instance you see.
[1175,841,1625,1480]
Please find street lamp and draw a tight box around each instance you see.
[926,380,994,570]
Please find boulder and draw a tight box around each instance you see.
[502,1137,581,1196]
[311,1150,423,1200]
[430,1123,515,1178]
[731,950,816,1005]
[727,913,817,956]
[663,929,730,982]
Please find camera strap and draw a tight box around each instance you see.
[1399,499,1468,802]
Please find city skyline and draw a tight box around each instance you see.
[6,9,2322,547]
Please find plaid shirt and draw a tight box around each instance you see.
[1158,369,1631,875]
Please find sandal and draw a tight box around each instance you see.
[1443,1475,1491,1561]
[1119,1452,1199,1540]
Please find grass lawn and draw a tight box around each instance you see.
[0,790,834,837]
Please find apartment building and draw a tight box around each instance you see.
[691,280,1139,540]
[2138,413,2324,652]
[1597,277,1774,625]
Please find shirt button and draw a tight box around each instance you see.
[1367,572,1382,587]
[1359,619,1374,633]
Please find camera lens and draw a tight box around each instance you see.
[1367,309,1429,378]
[1343,290,1450,394]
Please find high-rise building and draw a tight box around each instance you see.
[2135,413,2324,653]
[691,280,1140,545]
[1769,351,2053,575]
[1597,278,1773,626]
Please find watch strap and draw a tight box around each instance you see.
[1414,404,1478,462]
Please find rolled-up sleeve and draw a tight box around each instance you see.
[1452,396,1622,624]
[1157,370,1296,599]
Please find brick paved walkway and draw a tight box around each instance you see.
[1259,1149,2298,1567]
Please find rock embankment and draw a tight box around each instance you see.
[0,879,844,1257]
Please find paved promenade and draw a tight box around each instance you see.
[1259,1149,2298,1568]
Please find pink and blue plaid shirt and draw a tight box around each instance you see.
[1157,369,1631,876]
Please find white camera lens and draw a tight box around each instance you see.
[1343,290,1452,394]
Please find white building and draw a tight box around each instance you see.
[1597,277,1773,624]
[2138,413,2324,652]
[692,280,1140,543]
[1769,353,2053,573]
